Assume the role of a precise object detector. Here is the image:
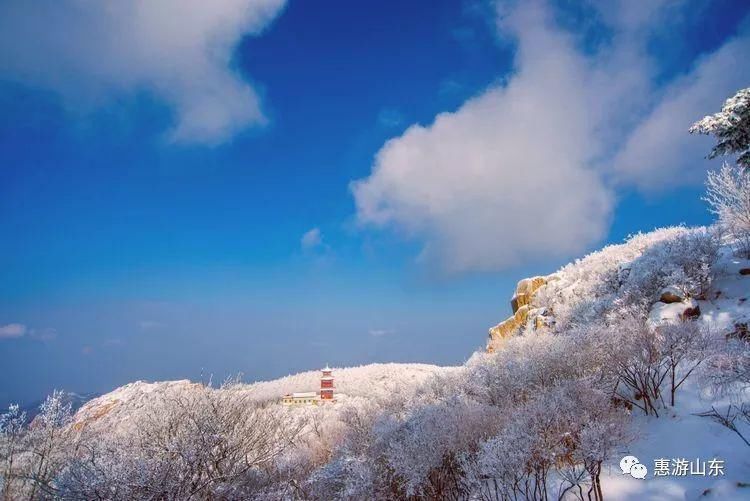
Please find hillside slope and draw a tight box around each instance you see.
[602,247,750,500]
[58,226,750,500]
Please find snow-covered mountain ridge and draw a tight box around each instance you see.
[28,225,750,499]
[71,363,455,433]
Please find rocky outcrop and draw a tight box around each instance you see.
[488,275,555,352]
[488,305,530,351]
[510,276,548,313]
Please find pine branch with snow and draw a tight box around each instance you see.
[691,87,750,169]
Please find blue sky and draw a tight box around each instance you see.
[0,0,748,406]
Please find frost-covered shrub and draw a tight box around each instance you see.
[54,382,302,500]
[621,226,719,304]
[0,404,27,500]
[306,454,377,500]
[707,337,750,393]
[466,380,630,501]
[378,399,502,499]
[304,398,407,500]
[0,391,74,500]
[583,311,715,416]
[699,336,750,447]
[659,320,715,406]
[467,330,617,407]
[536,226,719,329]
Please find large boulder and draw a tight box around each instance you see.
[658,286,685,304]
[529,307,555,330]
[511,276,549,313]
[488,275,559,352]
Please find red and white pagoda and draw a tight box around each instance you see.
[281,365,336,405]
[320,364,334,400]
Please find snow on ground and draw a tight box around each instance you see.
[602,379,750,500]
[72,379,203,433]
[603,248,750,501]
[698,249,750,334]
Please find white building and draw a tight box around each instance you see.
[281,391,319,406]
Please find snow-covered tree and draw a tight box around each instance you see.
[691,87,750,169]
[705,163,750,256]
[24,390,74,499]
[0,404,27,500]
[659,320,715,406]
[467,381,630,501]
[536,226,718,330]
[378,399,501,499]
[55,381,303,500]
[700,337,750,447]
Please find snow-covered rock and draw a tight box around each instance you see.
[659,285,686,304]
[648,298,701,326]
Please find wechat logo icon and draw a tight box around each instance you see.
[620,455,648,479]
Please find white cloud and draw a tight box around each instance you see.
[0,323,27,339]
[353,2,622,273]
[612,32,750,190]
[352,1,750,274]
[0,0,286,144]
[301,227,323,250]
[369,328,394,337]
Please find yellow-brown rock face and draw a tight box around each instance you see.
[487,305,530,352]
[510,276,548,313]
[488,275,555,352]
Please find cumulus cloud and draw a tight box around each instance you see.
[353,2,621,273]
[0,323,27,339]
[352,0,750,274]
[612,32,750,190]
[0,0,286,144]
[301,227,324,250]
